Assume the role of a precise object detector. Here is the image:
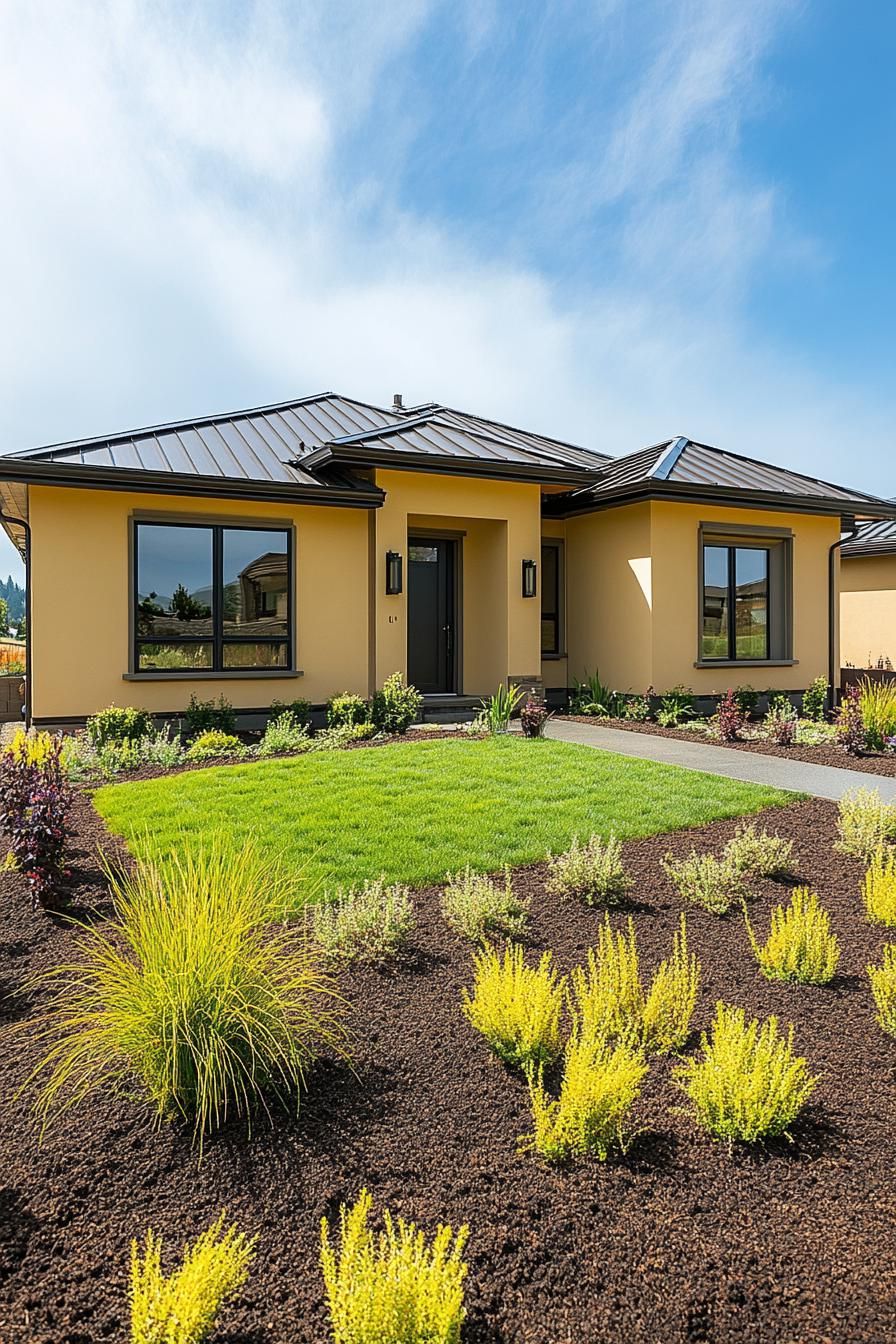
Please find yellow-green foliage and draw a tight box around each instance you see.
[723,823,795,879]
[313,879,415,964]
[569,916,643,1046]
[675,1002,818,1143]
[858,676,896,750]
[441,865,528,942]
[184,730,243,761]
[320,1189,468,1344]
[462,942,564,1070]
[525,1031,647,1163]
[862,846,896,926]
[28,841,347,1144]
[661,850,746,914]
[746,888,840,984]
[867,944,896,1037]
[836,787,896,862]
[642,915,700,1054]
[545,832,632,906]
[130,1213,255,1344]
[4,727,58,767]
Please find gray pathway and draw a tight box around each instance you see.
[544,718,896,803]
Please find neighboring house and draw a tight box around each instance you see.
[840,518,896,671]
[0,391,892,727]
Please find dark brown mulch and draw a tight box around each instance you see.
[3,796,896,1343]
[559,714,896,778]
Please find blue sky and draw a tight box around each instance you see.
[0,0,894,581]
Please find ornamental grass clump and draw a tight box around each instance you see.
[570,916,644,1047]
[745,888,840,985]
[441,865,528,942]
[462,942,564,1071]
[27,841,347,1144]
[525,1031,647,1164]
[862,846,896,926]
[320,1188,468,1344]
[723,823,796,880]
[313,879,414,965]
[641,915,700,1054]
[661,850,746,914]
[835,787,896,861]
[867,945,896,1038]
[675,1002,818,1143]
[546,832,631,906]
[130,1213,255,1344]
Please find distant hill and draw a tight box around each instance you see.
[0,576,25,626]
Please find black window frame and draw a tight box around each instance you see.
[132,519,294,675]
[540,538,565,658]
[701,542,770,663]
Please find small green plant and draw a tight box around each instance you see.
[723,823,795,879]
[545,832,631,906]
[313,723,374,749]
[744,888,840,984]
[857,676,896,750]
[327,693,371,729]
[371,671,423,735]
[462,942,565,1071]
[185,695,235,736]
[765,698,798,746]
[184,730,244,761]
[732,685,759,718]
[320,1188,468,1344]
[130,1213,255,1344]
[474,682,524,734]
[313,879,414,964]
[867,945,896,1037]
[257,711,311,758]
[801,677,829,722]
[570,916,643,1046]
[641,914,700,1054]
[622,690,652,722]
[525,1032,647,1163]
[87,705,154,750]
[835,787,896,861]
[571,670,626,717]
[269,697,311,726]
[661,850,746,914]
[441,865,528,942]
[656,685,695,728]
[862,846,896,925]
[675,1002,818,1143]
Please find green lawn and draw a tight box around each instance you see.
[93,736,795,898]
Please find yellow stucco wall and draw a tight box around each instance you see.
[28,484,370,719]
[840,554,896,669]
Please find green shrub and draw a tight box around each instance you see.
[313,723,374,749]
[320,1188,468,1344]
[462,942,564,1071]
[269,697,311,727]
[867,945,896,1037]
[474,683,524,734]
[656,685,694,727]
[801,676,829,721]
[732,685,759,718]
[327,693,371,729]
[130,1213,255,1344]
[313,879,414,965]
[571,670,626,717]
[525,1032,647,1163]
[27,842,348,1144]
[858,676,896,750]
[570,916,643,1047]
[641,914,700,1055]
[545,832,631,906]
[862,846,896,925]
[835,787,896,861]
[661,850,746,914]
[257,711,311,758]
[675,1002,818,1143]
[185,695,235,736]
[622,691,652,722]
[745,888,840,984]
[371,672,423,735]
[87,705,154,750]
[441,865,528,942]
[184,730,244,761]
[722,823,795,879]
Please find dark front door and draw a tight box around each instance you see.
[407,538,457,694]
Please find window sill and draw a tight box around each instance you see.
[541,652,567,661]
[693,659,798,669]
[123,669,304,681]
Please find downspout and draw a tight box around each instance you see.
[0,508,31,727]
[828,513,858,714]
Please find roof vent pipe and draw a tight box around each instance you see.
[392,393,403,411]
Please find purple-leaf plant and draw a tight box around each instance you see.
[0,738,73,909]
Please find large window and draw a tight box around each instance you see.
[541,540,564,656]
[134,521,292,673]
[701,543,769,661]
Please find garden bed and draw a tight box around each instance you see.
[559,715,896,778]
[3,792,896,1342]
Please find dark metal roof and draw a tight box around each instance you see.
[842,517,896,557]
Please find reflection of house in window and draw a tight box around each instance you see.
[235,551,289,632]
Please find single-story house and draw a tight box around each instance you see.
[0,391,892,727]
[840,518,896,671]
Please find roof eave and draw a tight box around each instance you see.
[841,545,896,559]
[304,444,601,487]
[544,479,896,521]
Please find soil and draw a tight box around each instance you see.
[3,794,896,1342]
[559,714,896,779]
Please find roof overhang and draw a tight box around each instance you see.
[841,545,896,560]
[543,479,896,522]
[302,443,600,487]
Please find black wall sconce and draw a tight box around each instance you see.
[386,550,403,595]
[522,558,537,598]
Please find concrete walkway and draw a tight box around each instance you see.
[545,718,896,803]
